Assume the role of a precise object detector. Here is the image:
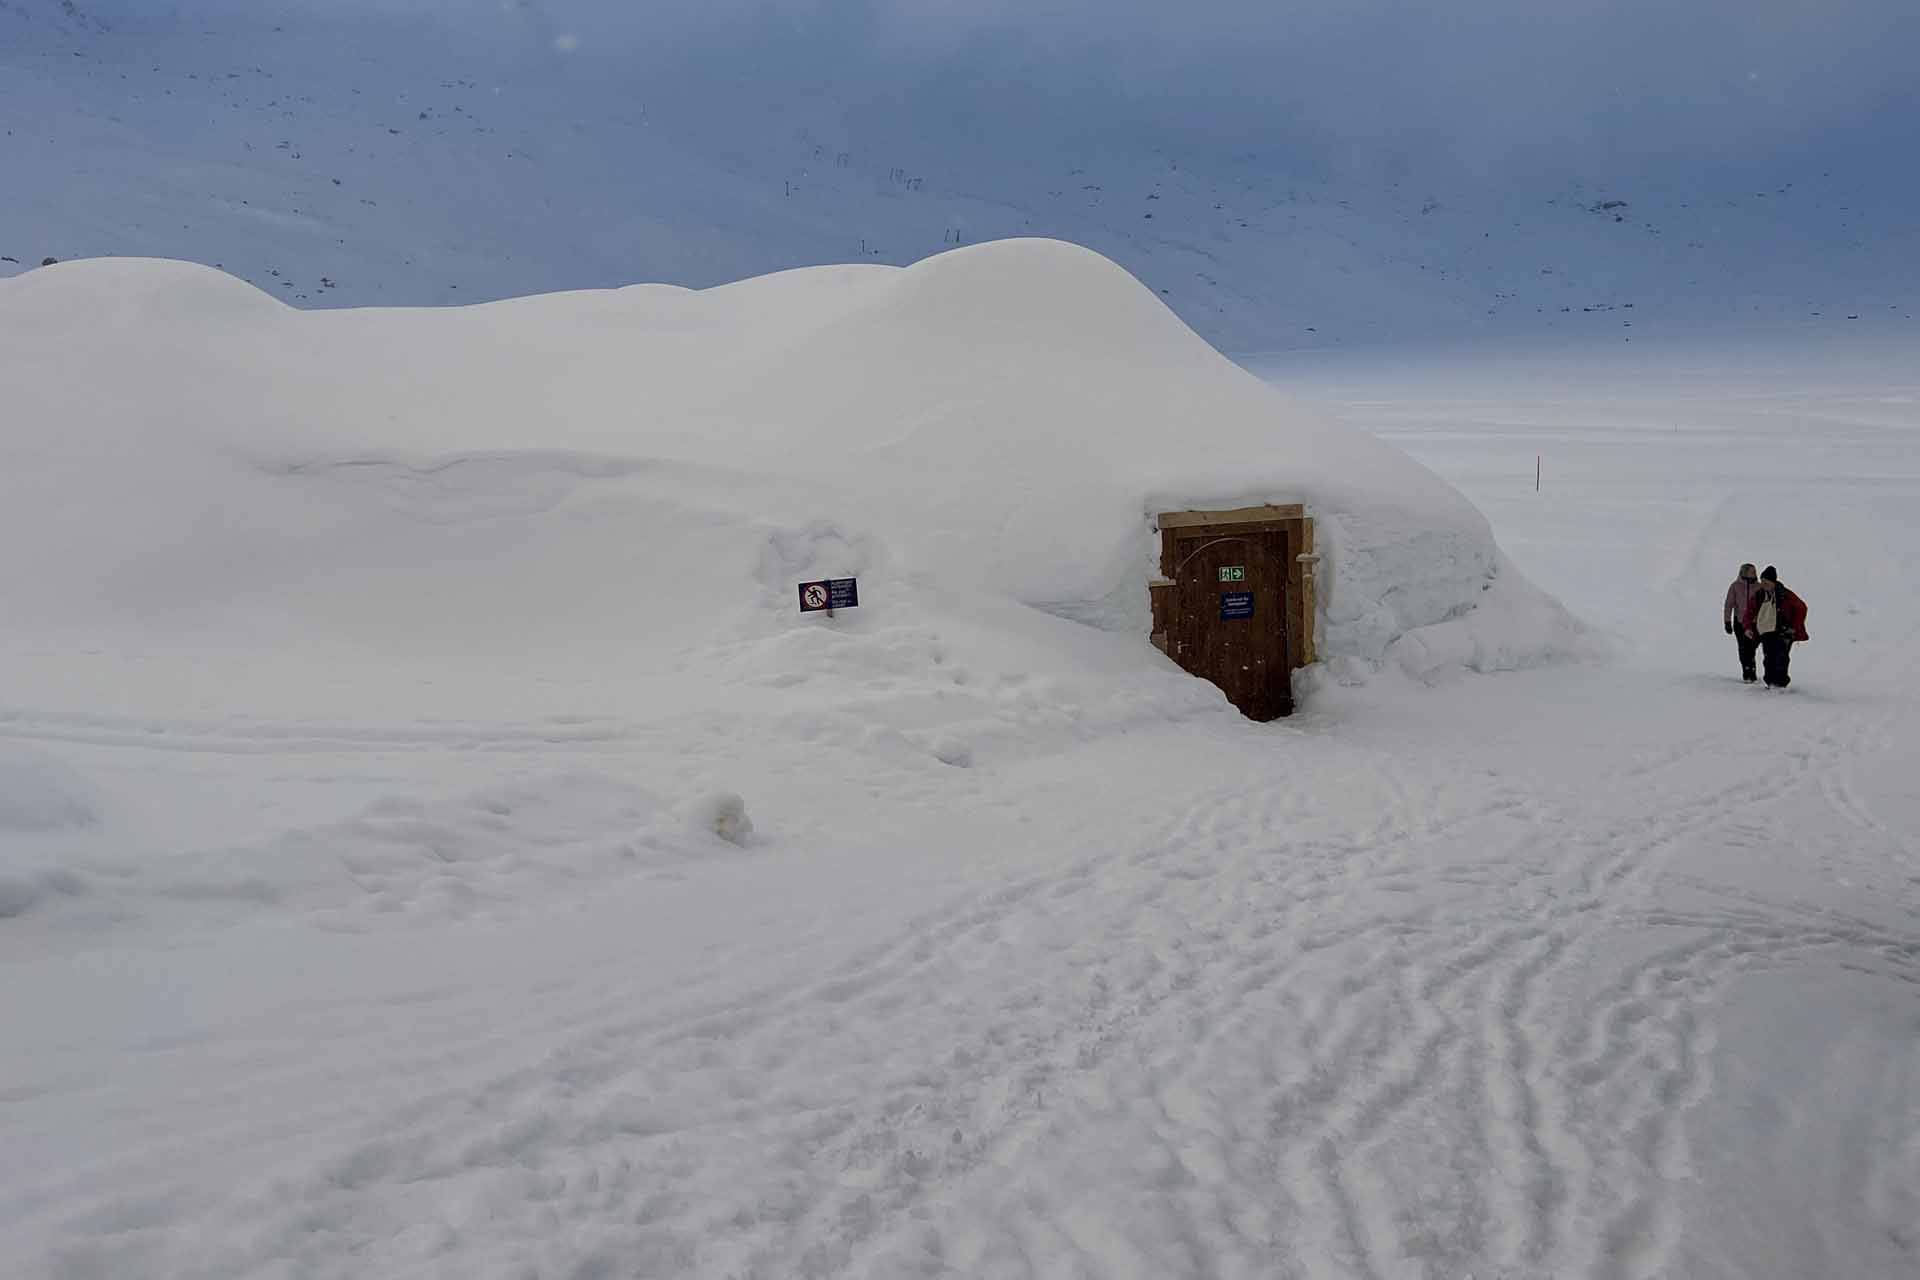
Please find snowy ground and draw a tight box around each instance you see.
[5,329,1919,1278]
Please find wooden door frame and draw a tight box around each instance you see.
[1150,504,1316,672]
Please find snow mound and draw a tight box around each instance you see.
[0,747,97,919]
[685,792,755,848]
[0,770,739,932]
[0,242,1580,708]
[0,746,98,832]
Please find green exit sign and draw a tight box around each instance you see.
[1218,565,1246,582]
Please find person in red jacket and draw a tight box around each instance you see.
[1742,566,1809,689]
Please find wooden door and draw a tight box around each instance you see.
[1170,530,1292,720]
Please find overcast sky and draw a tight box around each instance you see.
[92,0,1920,182]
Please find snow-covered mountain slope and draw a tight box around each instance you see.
[0,241,1582,702]
[2,2,1914,352]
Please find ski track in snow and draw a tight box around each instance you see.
[0,707,635,755]
[12,684,1913,1280]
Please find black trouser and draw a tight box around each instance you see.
[1734,628,1759,680]
[1760,632,1793,687]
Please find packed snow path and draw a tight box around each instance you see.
[5,344,1919,1278]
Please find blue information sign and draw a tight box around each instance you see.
[799,577,860,612]
[1220,591,1254,620]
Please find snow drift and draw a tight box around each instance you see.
[0,240,1579,707]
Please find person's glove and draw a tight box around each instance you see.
[1725,620,1734,635]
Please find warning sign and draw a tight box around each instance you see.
[798,578,860,612]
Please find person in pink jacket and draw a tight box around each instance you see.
[1723,562,1760,682]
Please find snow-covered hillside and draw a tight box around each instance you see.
[2,1,1914,352]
